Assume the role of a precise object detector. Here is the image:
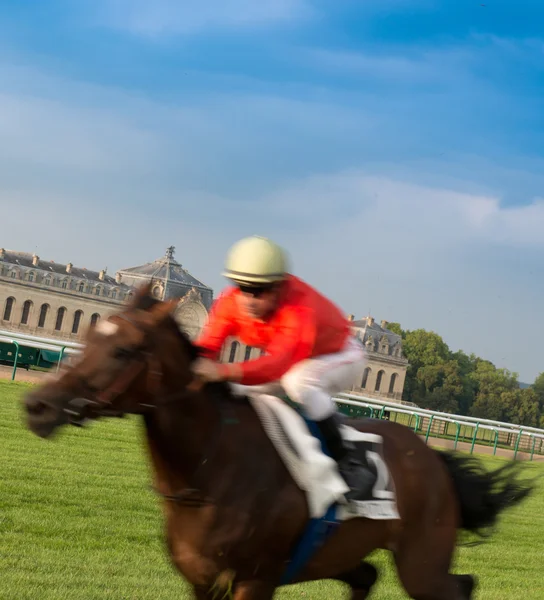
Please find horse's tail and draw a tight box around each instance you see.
[435,450,534,536]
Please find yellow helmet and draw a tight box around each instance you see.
[223,236,288,286]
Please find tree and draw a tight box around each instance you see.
[469,361,520,422]
[393,328,467,413]
[450,350,478,415]
[402,329,451,369]
[385,322,403,337]
[420,387,460,413]
[532,372,544,412]
[507,388,540,427]
[412,361,463,413]
[379,322,540,424]
[470,361,518,399]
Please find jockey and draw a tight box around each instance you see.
[192,235,374,500]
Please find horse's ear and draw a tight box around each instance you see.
[149,297,178,323]
[131,282,153,308]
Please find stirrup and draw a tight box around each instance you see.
[338,456,375,500]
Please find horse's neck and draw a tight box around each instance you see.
[142,386,220,496]
[140,327,217,488]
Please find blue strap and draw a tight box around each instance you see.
[279,404,340,585]
[279,502,339,585]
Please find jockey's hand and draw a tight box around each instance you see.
[191,357,243,383]
[192,358,223,382]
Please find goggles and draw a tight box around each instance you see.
[237,283,275,298]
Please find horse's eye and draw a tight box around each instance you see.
[114,347,134,360]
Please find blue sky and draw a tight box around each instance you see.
[1,0,543,382]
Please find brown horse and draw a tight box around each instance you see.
[22,285,533,600]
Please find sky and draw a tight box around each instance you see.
[1,0,543,382]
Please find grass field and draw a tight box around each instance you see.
[2,380,543,599]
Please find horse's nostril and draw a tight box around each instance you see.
[24,393,49,416]
[27,399,46,416]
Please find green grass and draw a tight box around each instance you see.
[2,381,543,599]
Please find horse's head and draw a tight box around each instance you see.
[23,283,197,439]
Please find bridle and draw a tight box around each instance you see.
[62,311,224,507]
[63,311,206,422]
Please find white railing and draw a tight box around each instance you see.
[0,329,82,379]
[0,336,80,355]
[0,329,83,350]
[333,392,544,460]
[337,391,544,435]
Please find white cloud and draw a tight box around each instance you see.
[0,92,164,173]
[92,0,314,36]
[299,32,544,93]
[304,48,440,82]
[470,198,544,246]
[260,171,544,249]
[300,43,489,94]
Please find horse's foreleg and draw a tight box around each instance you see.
[336,561,378,600]
[191,585,214,599]
[231,580,276,599]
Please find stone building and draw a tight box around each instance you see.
[0,246,212,342]
[348,316,408,402]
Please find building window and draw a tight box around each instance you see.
[375,370,385,392]
[21,300,33,325]
[3,297,14,321]
[228,341,239,363]
[111,289,117,299]
[94,287,101,296]
[90,313,100,327]
[10,270,17,279]
[78,282,85,292]
[389,373,398,394]
[28,272,35,282]
[72,310,83,334]
[61,279,68,289]
[44,276,51,285]
[55,307,66,331]
[38,304,49,328]
[361,367,371,389]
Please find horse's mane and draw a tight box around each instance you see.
[135,293,247,405]
[134,293,199,360]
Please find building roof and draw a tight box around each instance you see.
[0,249,128,288]
[351,316,403,346]
[117,246,211,290]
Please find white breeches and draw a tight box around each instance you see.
[230,336,367,420]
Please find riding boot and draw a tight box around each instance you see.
[314,413,375,501]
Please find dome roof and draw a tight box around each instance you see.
[117,246,211,291]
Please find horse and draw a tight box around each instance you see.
[22,284,533,600]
